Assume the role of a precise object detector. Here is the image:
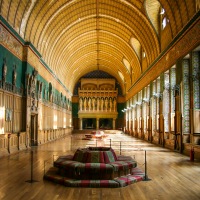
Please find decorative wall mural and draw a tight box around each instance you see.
[0,25,23,58]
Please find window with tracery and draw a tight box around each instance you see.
[163,72,170,132]
[192,51,200,109]
[182,59,190,133]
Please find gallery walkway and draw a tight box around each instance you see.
[0,130,200,200]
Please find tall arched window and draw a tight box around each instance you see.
[163,71,170,133]
[144,0,161,34]
[130,37,141,60]
[122,58,131,74]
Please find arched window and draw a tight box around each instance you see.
[144,0,161,34]
[130,37,141,60]
[118,71,124,82]
[122,58,131,74]
[162,17,167,29]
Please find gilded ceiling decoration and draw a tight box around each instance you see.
[0,0,197,95]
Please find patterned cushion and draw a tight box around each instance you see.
[121,160,137,168]
[73,149,88,162]
[60,160,81,169]
[76,163,114,180]
[110,148,118,161]
[103,151,116,163]
[89,147,110,151]
[109,161,130,171]
[77,163,113,172]
[65,180,119,188]
[85,151,105,163]
[114,174,143,187]
[131,167,145,178]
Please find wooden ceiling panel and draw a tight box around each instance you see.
[0,0,197,94]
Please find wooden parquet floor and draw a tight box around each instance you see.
[0,131,200,200]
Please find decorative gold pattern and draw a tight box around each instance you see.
[0,24,23,59]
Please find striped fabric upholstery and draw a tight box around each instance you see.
[131,167,146,178]
[109,161,130,171]
[85,151,105,163]
[103,151,116,163]
[110,148,118,161]
[73,149,88,162]
[89,147,110,151]
[114,174,143,187]
[121,160,137,168]
[65,180,119,188]
[76,163,114,180]
[46,147,142,188]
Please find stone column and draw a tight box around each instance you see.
[79,98,82,111]
[79,118,83,130]
[113,118,116,130]
[97,98,100,111]
[84,98,87,111]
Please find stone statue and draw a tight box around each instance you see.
[84,98,87,110]
[92,98,96,111]
[105,98,108,111]
[97,98,100,111]
[88,98,91,111]
[109,98,112,111]
[101,98,104,110]
[113,98,116,111]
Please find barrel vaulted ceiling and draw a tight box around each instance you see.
[0,0,198,94]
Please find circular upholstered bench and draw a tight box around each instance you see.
[53,147,137,179]
[44,146,144,188]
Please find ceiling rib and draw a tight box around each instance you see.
[96,0,100,70]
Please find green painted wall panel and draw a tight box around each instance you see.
[1,46,68,104]
[0,45,3,78]
[72,103,79,118]
[0,46,23,88]
[117,103,125,118]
